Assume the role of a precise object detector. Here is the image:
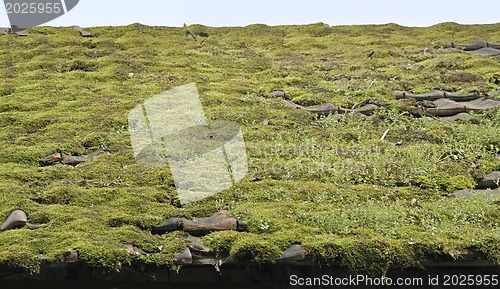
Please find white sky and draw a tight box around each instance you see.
[1,0,499,28]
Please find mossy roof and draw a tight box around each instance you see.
[0,22,499,275]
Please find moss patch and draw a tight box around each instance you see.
[0,23,500,274]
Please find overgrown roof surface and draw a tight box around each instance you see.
[0,22,499,275]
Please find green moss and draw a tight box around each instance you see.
[229,233,281,263]
[414,167,476,193]
[0,242,41,273]
[303,233,420,275]
[0,23,500,274]
[201,230,245,253]
[474,234,500,265]
[76,241,128,271]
